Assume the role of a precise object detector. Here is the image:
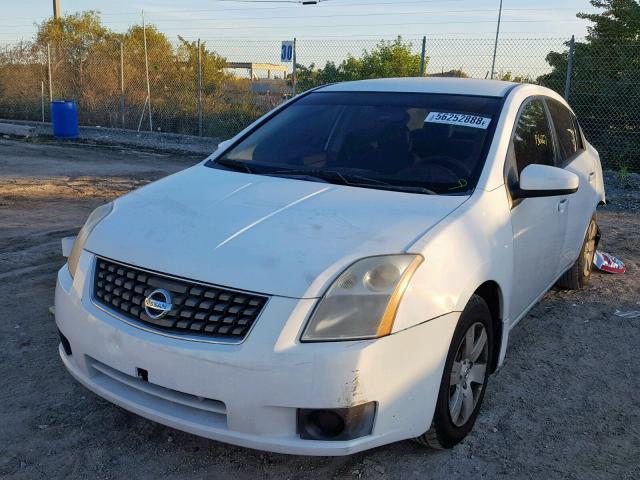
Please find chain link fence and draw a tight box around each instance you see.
[0,36,638,170]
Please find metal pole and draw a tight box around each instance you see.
[47,43,53,102]
[53,0,60,19]
[142,10,153,131]
[564,35,575,101]
[137,96,148,132]
[41,81,45,122]
[292,37,297,96]
[120,41,125,128]
[490,0,503,80]
[197,38,203,137]
[419,36,427,76]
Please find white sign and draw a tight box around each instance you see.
[281,41,294,63]
[425,111,492,130]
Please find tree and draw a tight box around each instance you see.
[429,69,470,78]
[496,71,532,83]
[0,41,44,119]
[35,11,114,97]
[176,37,228,95]
[537,0,640,169]
[296,37,425,91]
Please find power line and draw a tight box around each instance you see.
[112,19,587,31]
[47,0,469,18]
[0,8,587,28]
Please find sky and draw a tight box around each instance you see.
[0,0,602,78]
[2,0,601,42]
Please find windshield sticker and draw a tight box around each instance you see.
[425,112,492,129]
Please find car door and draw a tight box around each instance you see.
[546,98,596,269]
[505,98,569,323]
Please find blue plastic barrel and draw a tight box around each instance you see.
[51,100,79,138]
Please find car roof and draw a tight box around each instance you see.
[318,77,518,97]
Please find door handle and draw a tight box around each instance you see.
[588,172,596,183]
[558,198,568,213]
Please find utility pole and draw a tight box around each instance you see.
[490,0,503,80]
[53,0,61,19]
[564,35,576,101]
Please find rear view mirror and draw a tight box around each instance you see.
[515,164,579,199]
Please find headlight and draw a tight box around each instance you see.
[301,255,423,342]
[68,202,113,278]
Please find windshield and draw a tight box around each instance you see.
[208,91,501,194]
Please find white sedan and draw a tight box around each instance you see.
[55,77,605,455]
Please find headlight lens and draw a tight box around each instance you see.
[68,202,113,278]
[301,255,423,342]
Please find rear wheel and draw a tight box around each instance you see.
[556,215,598,290]
[414,295,493,449]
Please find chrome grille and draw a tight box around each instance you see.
[93,257,268,341]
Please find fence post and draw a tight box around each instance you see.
[142,10,153,132]
[197,38,203,137]
[41,81,45,122]
[292,37,297,97]
[419,36,427,76]
[47,43,53,102]
[564,35,575,102]
[120,41,125,129]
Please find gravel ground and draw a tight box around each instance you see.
[0,119,219,155]
[0,137,638,479]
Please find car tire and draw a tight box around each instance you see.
[414,294,493,449]
[556,215,599,290]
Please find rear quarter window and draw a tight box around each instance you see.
[547,99,582,165]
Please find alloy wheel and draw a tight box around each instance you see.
[448,322,489,427]
[583,221,597,278]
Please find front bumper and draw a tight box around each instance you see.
[55,252,459,455]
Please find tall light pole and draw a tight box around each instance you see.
[490,0,503,80]
[53,0,61,19]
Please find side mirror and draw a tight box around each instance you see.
[515,164,579,199]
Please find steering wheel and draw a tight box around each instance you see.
[425,155,473,179]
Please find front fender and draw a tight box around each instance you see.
[394,187,514,332]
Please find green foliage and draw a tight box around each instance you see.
[428,69,469,78]
[176,37,227,94]
[619,163,630,184]
[537,0,640,170]
[296,37,424,91]
[36,11,113,65]
[3,10,241,136]
[496,71,533,83]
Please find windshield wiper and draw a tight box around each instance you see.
[351,183,437,195]
[266,168,436,195]
[215,158,254,174]
[264,172,330,183]
[266,169,345,185]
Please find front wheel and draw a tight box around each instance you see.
[414,294,493,449]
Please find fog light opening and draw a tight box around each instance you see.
[58,329,72,356]
[298,402,376,441]
[305,410,346,439]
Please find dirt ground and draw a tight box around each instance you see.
[1,137,638,479]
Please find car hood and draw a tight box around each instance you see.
[87,166,468,298]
